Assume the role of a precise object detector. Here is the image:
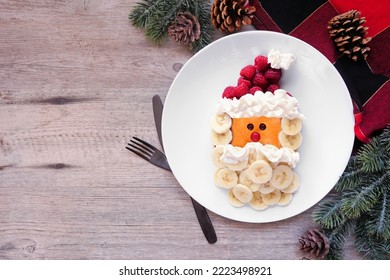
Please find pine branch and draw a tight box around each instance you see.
[379,125,390,152]
[340,174,385,219]
[144,11,169,44]
[358,137,389,173]
[129,0,159,28]
[143,0,182,45]
[129,0,214,53]
[323,220,353,260]
[365,188,390,240]
[355,215,390,260]
[313,195,346,229]
[189,0,214,52]
[334,156,364,192]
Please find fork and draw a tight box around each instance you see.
[126,136,217,244]
[126,137,171,171]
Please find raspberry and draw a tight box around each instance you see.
[233,83,249,98]
[222,86,235,98]
[239,65,256,80]
[253,73,268,90]
[237,77,252,88]
[254,55,270,72]
[264,68,282,84]
[267,84,280,93]
[249,86,262,94]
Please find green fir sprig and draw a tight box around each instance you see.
[129,0,214,53]
[311,125,390,260]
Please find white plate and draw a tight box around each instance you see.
[162,31,354,223]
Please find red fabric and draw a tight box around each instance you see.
[356,81,390,142]
[354,112,370,143]
[290,2,339,63]
[250,0,282,32]
[329,0,390,37]
[366,28,390,76]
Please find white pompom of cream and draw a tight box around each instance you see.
[267,49,295,70]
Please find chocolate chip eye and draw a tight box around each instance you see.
[259,123,266,130]
[247,123,254,130]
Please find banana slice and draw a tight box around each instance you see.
[258,182,276,194]
[247,160,273,184]
[281,118,302,135]
[249,191,269,210]
[226,160,248,171]
[261,189,282,205]
[247,149,258,166]
[239,169,261,192]
[227,160,248,171]
[210,113,232,134]
[277,192,293,206]
[282,172,300,193]
[270,165,294,190]
[214,168,238,189]
[212,145,226,168]
[211,130,232,146]
[278,131,302,150]
[227,189,245,207]
[226,147,248,171]
[256,150,271,162]
[232,184,253,203]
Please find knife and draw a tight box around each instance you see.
[152,94,217,244]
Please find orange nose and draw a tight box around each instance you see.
[251,132,261,142]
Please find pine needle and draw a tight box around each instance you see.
[355,216,390,260]
[323,221,353,260]
[358,137,388,173]
[341,174,384,219]
[335,156,364,192]
[366,189,390,240]
[129,0,213,53]
[129,0,160,28]
[313,195,345,229]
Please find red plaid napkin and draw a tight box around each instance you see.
[249,0,390,143]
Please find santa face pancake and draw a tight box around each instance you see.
[210,50,304,210]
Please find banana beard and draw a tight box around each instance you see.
[213,143,301,210]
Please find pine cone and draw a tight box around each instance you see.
[299,229,330,259]
[211,0,256,32]
[168,12,201,44]
[328,10,371,61]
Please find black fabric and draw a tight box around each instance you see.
[334,56,389,109]
[259,0,328,33]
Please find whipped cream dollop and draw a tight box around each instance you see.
[267,49,295,70]
[220,146,249,164]
[221,143,300,168]
[216,89,304,119]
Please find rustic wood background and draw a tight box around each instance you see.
[0,0,360,259]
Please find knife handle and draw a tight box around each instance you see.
[190,197,217,244]
[152,94,217,244]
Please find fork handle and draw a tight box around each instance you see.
[190,197,217,244]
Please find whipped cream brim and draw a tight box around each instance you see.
[216,89,304,120]
[221,142,300,168]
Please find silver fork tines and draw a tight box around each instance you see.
[127,137,155,161]
[126,137,171,171]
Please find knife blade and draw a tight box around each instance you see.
[152,95,165,151]
[152,94,217,244]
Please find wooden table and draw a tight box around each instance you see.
[0,0,360,259]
